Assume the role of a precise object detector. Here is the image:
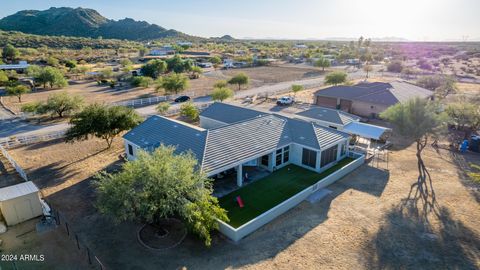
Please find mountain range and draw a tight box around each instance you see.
[0,7,190,41]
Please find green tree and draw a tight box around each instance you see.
[387,61,403,73]
[156,102,171,115]
[445,101,480,138]
[380,98,441,216]
[2,44,20,61]
[416,75,457,99]
[324,71,347,86]
[141,59,167,78]
[180,102,199,122]
[26,65,42,79]
[43,92,84,118]
[138,47,148,57]
[228,73,249,91]
[209,56,222,68]
[66,104,142,148]
[213,80,228,88]
[291,84,304,98]
[94,145,228,246]
[37,67,68,88]
[435,77,457,99]
[131,76,153,88]
[156,73,189,94]
[190,66,203,79]
[65,60,77,70]
[6,85,30,102]
[211,87,234,102]
[46,56,59,67]
[0,70,8,86]
[119,58,133,67]
[314,57,331,71]
[165,55,193,73]
[21,101,43,114]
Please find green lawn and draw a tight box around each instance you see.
[218,157,355,228]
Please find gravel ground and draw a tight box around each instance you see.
[5,133,480,269]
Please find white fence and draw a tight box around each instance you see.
[0,144,28,181]
[0,130,66,149]
[112,91,195,108]
[218,152,365,242]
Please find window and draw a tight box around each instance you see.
[283,146,290,163]
[261,155,269,166]
[341,143,346,156]
[128,144,134,156]
[302,148,317,168]
[276,152,282,166]
[321,145,338,167]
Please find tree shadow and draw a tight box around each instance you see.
[364,204,480,269]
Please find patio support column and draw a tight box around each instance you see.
[237,165,243,187]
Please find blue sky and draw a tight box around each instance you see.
[1,0,480,41]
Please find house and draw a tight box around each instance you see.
[148,46,175,56]
[0,61,30,72]
[201,103,389,141]
[314,81,434,118]
[294,44,308,49]
[123,104,351,188]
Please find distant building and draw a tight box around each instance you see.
[0,61,30,72]
[149,45,175,56]
[314,81,433,118]
[294,44,308,49]
[177,41,192,47]
[345,58,360,65]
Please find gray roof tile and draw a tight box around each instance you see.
[125,106,350,174]
[200,102,267,124]
[296,107,360,125]
[314,81,433,106]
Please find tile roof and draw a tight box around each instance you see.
[200,102,267,124]
[314,81,433,106]
[202,115,290,172]
[296,107,360,125]
[124,112,350,174]
[123,116,207,161]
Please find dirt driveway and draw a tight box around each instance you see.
[5,135,480,269]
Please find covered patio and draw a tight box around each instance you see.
[212,166,271,197]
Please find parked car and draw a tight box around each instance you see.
[174,96,191,103]
[276,96,294,106]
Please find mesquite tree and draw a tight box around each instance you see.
[381,98,441,217]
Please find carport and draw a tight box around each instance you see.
[343,122,390,141]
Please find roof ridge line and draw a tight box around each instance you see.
[199,129,209,172]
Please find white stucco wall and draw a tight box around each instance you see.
[124,139,140,160]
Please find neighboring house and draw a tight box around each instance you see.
[124,104,351,188]
[0,61,29,72]
[294,44,308,49]
[149,46,175,56]
[314,81,434,118]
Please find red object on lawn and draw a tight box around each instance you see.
[236,196,244,208]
